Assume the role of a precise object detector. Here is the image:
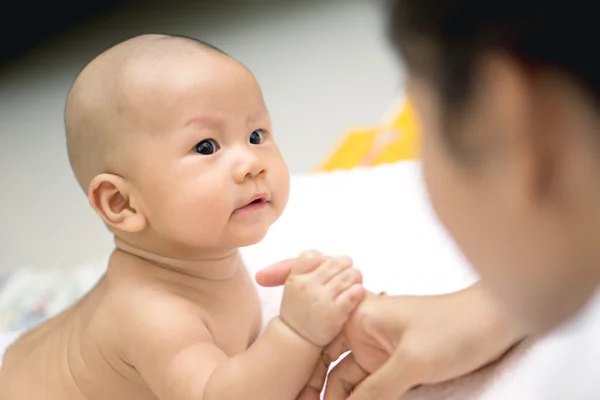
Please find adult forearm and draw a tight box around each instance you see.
[464,282,528,348]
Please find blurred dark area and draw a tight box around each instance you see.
[0,1,131,66]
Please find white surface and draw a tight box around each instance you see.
[243,161,478,298]
[479,295,600,399]
[3,161,600,397]
[239,160,600,399]
[0,0,401,272]
[0,330,23,370]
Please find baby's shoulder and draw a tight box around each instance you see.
[105,278,208,328]
[103,259,208,322]
[95,279,212,362]
[98,257,213,350]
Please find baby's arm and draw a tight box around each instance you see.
[122,253,364,400]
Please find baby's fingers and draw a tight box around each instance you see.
[290,250,327,275]
[312,256,353,284]
[329,268,363,297]
[335,283,366,315]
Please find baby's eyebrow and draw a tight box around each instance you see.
[246,109,269,123]
[183,109,268,133]
[185,115,224,129]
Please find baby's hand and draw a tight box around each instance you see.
[279,250,365,347]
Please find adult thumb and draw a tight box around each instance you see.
[255,259,294,287]
[348,352,413,400]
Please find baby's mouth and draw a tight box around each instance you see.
[233,194,270,214]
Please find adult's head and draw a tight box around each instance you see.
[389,0,600,332]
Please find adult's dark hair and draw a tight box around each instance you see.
[388,0,599,125]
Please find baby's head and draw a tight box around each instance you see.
[65,34,289,259]
[388,0,600,332]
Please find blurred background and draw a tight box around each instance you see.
[0,0,402,272]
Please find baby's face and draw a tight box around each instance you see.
[126,53,289,254]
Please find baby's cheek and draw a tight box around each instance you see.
[157,192,226,245]
[272,163,290,215]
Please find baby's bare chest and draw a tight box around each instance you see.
[201,277,263,356]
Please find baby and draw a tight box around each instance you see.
[0,34,365,399]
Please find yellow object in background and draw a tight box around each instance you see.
[318,98,420,172]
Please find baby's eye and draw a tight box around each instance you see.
[249,129,266,145]
[194,139,220,155]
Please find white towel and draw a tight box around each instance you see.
[2,161,599,397]
[0,330,23,370]
[240,160,600,399]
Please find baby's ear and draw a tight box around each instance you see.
[88,173,147,234]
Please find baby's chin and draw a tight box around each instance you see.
[227,225,273,249]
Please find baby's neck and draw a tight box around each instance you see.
[114,237,242,280]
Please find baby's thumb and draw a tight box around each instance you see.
[290,250,326,274]
[348,353,413,400]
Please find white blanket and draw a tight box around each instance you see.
[2,161,599,397]
[0,330,23,370]
[241,161,600,399]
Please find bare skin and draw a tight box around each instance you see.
[1,249,262,399]
[258,259,526,400]
[0,249,362,400]
[0,34,365,399]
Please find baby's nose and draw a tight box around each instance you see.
[233,151,266,183]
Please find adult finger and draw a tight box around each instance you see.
[295,386,322,400]
[256,251,325,286]
[348,350,415,400]
[255,259,294,287]
[323,352,368,400]
[307,335,348,393]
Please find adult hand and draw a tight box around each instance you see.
[257,260,527,400]
[256,257,295,287]
[325,284,526,399]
